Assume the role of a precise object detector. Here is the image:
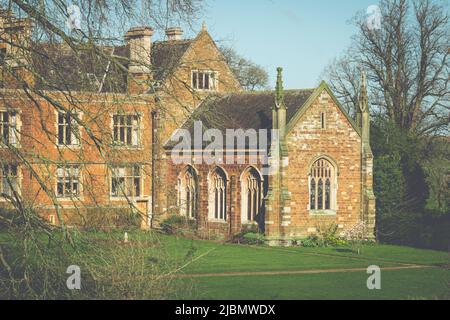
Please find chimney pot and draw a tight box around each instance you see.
[165,27,183,41]
[125,26,154,40]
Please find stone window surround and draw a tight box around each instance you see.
[109,112,144,149]
[109,164,143,200]
[0,108,21,148]
[177,165,198,219]
[207,166,228,222]
[0,163,21,201]
[191,69,219,92]
[54,110,82,148]
[307,155,339,215]
[240,165,264,224]
[55,164,83,200]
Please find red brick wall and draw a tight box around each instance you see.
[163,152,266,239]
[0,90,154,226]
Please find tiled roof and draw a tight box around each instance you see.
[165,89,315,148]
[151,40,193,81]
[31,39,193,93]
[32,43,129,93]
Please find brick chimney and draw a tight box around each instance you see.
[165,27,183,41]
[0,10,34,88]
[125,26,154,94]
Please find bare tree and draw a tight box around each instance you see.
[323,0,449,136]
[220,45,269,91]
[0,0,205,299]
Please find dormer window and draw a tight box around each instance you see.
[192,70,218,91]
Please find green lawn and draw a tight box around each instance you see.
[157,234,449,300]
[185,269,450,300]
[162,236,400,274]
[161,234,449,268]
[1,231,448,299]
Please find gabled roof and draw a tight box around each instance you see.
[285,81,361,136]
[165,89,315,148]
[165,81,362,149]
[151,40,193,81]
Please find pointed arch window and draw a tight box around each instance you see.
[241,167,262,222]
[209,167,227,221]
[310,158,336,211]
[177,166,198,218]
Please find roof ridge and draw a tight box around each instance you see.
[152,39,194,45]
[215,88,317,97]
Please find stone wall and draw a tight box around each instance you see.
[283,90,363,238]
[158,29,241,144]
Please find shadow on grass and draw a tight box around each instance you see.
[334,248,354,253]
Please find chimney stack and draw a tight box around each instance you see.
[125,26,154,94]
[0,11,34,88]
[165,27,183,41]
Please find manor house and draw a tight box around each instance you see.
[0,10,375,244]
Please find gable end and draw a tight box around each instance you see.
[285,81,361,137]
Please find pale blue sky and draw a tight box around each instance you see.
[190,0,376,89]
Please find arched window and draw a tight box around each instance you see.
[310,158,336,211]
[241,167,262,223]
[177,166,198,218]
[209,167,227,221]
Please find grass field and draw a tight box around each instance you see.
[158,235,449,300]
[1,231,449,299]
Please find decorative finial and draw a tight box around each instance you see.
[275,67,284,106]
[361,71,367,94]
[359,71,368,112]
[201,21,207,31]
